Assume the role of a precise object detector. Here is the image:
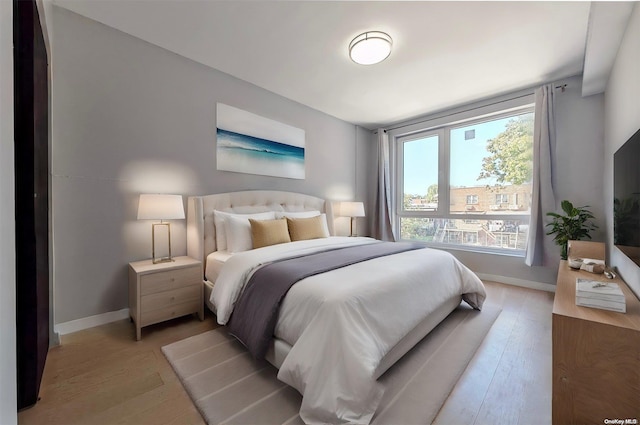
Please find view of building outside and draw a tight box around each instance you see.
[400,111,534,251]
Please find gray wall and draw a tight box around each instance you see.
[0,1,17,421]
[605,3,640,297]
[355,125,374,235]
[51,7,361,324]
[380,74,605,285]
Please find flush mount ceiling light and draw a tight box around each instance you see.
[349,31,393,65]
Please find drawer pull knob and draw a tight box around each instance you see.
[171,297,175,301]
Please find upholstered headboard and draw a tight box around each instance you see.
[187,190,334,265]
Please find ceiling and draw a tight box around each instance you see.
[52,1,634,130]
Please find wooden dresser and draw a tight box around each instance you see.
[552,261,640,424]
[129,256,203,340]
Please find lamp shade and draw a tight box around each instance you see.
[137,194,185,220]
[340,201,365,218]
[349,31,392,65]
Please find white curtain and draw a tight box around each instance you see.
[526,85,557,266]
[370,129,395,241]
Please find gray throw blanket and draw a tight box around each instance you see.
[227,242,423,359]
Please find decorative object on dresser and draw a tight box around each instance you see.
[552,243,640,423]
[340,201,366,236]
[567,239,606,261]
[546,200,598,260]
[128,256,203,340]
[137,194,185,264]
[566,240,608,275]
[575,278,626,313]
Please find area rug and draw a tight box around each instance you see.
[162,304,501,425]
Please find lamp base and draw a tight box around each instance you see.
[151,222,173,264]
[152,256,175,264]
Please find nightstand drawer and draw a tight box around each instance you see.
[140,299,200,327]
[140,266,201,295]
[141,284,201,313]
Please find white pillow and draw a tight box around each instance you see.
[275,210,321,219]
[214,210,275,251]
[318,213,331,237]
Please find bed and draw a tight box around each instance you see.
[186,190,486,424]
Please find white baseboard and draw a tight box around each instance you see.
[54,308,130,336]
[475,273,556,293]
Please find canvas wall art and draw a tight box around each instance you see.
[216,103,306,179]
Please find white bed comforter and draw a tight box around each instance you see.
[211,237,486,424]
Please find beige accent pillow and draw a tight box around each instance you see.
[286,216,327,241]
[250,218,291,249]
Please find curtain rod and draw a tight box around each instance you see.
[555,84,567,92]
[377,84,567,134]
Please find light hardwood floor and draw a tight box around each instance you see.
[18,281,554,425]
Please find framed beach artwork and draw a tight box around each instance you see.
[216,103,306,179]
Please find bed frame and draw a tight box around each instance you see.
[187,190,333,264]
[186,190,461,378]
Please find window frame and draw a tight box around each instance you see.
[393,105,534,256]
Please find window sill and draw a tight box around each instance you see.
[400,240,526,258]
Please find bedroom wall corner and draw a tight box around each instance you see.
[355,125,374,237]
[604,3,640,297]
[50,6,360,325]
[554,75,606,242]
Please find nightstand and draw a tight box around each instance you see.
[129,256,203,340]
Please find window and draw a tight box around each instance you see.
[396,106,534,254]
[402,134,439,212]
[495,194,509,204]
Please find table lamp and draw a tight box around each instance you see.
[137,194,185,263]
[340,201,365,237]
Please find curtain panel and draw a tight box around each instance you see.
[370,129,395,241]
[525,84,558,266]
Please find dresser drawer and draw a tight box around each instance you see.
[140,299,201,327]
[140,266,201,295]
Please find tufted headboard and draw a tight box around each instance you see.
[187,190,334,265]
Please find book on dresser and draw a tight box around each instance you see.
[575,278,626,313]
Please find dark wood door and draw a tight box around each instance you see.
[14,0,50,410]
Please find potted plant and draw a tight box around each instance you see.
[546,200,598,260]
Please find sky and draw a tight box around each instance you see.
[403,114,530,195]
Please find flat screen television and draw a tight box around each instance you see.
[614,128,640,267]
